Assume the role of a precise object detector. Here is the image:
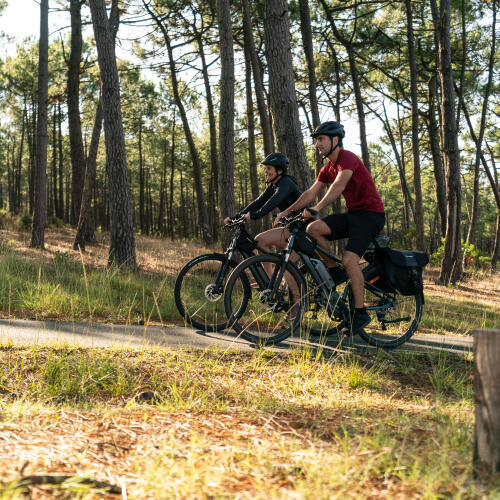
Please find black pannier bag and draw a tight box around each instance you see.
[378,248,429,296]
[236,231,257,253]
[294,230,317,255]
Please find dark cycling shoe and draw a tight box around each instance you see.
[346,308,371,336]
[328,266,348,284]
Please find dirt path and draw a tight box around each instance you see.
[0,318,472,355]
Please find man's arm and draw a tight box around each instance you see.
[312,170,353,211]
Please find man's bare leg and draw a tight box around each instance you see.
[306,220,337,267]
[342,250,364,308]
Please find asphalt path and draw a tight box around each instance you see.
[0,318,473,355]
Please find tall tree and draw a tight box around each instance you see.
[67,0,86,225]
[217,0,235,236]
[298,0,322,174]
[466,0,497,246]
[263,0,312,188]
[404,0,425,251]
[431,0,463,284]
[31,0,49,249]
[89,0,136,267]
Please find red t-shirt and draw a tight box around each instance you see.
[317,149,384,213]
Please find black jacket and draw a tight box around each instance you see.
[237,176,302,220]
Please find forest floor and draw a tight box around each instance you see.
[0,226,498,498]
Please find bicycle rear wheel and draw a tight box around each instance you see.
[174,253,250,331]
[224,254,305,346]
[349,265,423,348]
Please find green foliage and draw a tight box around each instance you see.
[431,238,491,269]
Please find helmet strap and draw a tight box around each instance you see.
[322,137,339,158]
[266,168,283,184]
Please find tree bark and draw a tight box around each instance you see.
[67,0,86,224]
[57,103,64,220]
[89,0,136,267]
[427,74,447,237]
[263,0,312,188]
[241,0,273,156]
[431,0,463,284]
[466,0,496,246]
[30,0,48,249]
[197,35,219,239]
[73,96,102,251]
[405,0,425,251]
[298,0,322,174]
[244,41,260,225]
[217,0,236,246]
[474,329,500,476]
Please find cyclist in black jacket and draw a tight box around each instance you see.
[224,153,302,252]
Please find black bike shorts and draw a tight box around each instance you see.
[321,211,385,258]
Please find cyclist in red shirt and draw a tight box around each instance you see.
[275,121,385,334]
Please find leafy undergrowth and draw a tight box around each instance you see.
[0,346,497,498]
[0,226,498,335]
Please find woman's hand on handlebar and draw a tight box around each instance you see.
[273,211,286,227]
[223,216,232,225]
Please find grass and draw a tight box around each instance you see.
[0,225,498,497]
[0,345,497,498]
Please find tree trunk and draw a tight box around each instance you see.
[466,0,496,246]
[474,329,500,476]
[405,0,425,251]
[57,102,64,220]
[491,214,500,272]
[298,0,322,174]
[427,74,447,237]
[30,0,48,249]
[67,0,86,224]
[263,0,312,188]
[89,0,136,267]
[197,35,220,239]
[217,0,236,247]
[74,96,103,251]
[138,118,145,233]
[244,41,261,234]
[241,0,273,156]
[431,0,463,284]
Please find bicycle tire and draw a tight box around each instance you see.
[348,264,423,348]
[224,254,305,346]
[174,253,250,332]
[299,266,346,338]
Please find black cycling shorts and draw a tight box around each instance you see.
[321,211,385,258]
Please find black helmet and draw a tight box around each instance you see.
[311,121,345,142]
[261,152,289,173]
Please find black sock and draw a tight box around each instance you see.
[354,307,366,314]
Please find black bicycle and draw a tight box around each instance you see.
[174,216,269,331]
[223,211,424,348]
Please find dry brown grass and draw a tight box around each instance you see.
[0,227,215,279]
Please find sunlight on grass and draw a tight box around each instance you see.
[0,345,496,498]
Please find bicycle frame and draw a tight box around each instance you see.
[210,222,268,296]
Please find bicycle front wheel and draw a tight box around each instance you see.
[349,265,423,348]
[174,253,250,331]
[224,254,305,346]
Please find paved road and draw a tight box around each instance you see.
[0,318,473,355]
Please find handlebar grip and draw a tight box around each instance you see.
[307,208,318,216]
